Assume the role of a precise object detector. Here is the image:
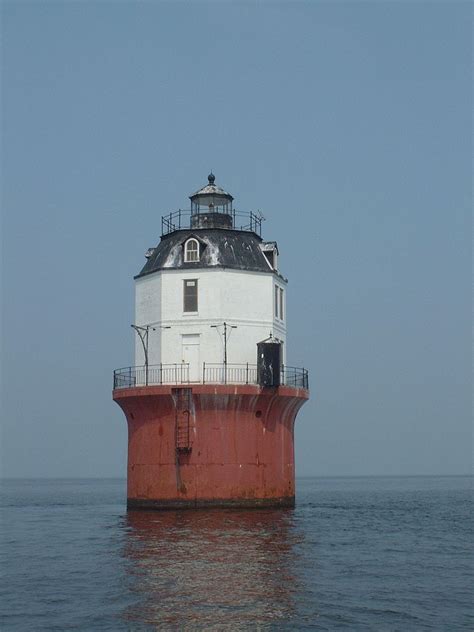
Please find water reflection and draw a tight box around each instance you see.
[121,509,303,629]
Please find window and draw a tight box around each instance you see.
[184,238,199,262]
[263,251,274,268]
[260,242,278,271]
[275,285,284,321]
[184,279,198,312]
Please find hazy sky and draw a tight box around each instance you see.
[1,1,471,478]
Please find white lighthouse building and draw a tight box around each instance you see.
[134,173,287,383]
[113,173,308,509]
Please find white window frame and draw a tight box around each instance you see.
[184,238,199,262]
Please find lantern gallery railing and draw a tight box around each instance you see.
[161,209,263,237]
[113,363,309,390]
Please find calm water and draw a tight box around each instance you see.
[1,477,472,631]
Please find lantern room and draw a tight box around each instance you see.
[190,172,233,213]
[190,172,234,230]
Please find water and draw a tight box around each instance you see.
[1,477,472,630]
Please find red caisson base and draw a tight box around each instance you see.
[113,384,308,509]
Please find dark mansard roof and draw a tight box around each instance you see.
[135,228,277,279]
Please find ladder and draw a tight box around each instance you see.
[173,388,192,454]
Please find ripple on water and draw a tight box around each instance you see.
[0,476,472,630]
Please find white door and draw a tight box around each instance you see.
[182,334,200,382]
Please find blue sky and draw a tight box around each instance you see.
[1,1,471,477]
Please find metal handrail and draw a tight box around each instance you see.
[281,365,309,390]
[161,209,263,237]
[202,363,258,385]
[113,364,190,389]
[114,363,309,390]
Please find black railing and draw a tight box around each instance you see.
[161,209,263,237]
[281,365,309,389]
[113,364,190,389]
[114,363,309,390]
[202,363,258,385]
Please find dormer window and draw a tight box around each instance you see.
[260,241,279,271]
[184,238,199,262]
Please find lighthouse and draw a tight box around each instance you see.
[113,174,309,509]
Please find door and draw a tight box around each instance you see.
[182,334,200,382]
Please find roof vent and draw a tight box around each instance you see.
[145,248,155,259]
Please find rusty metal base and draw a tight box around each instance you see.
[127,496,295,510]
[114,384,308,510]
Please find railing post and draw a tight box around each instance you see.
[246,362,249,384]
[203,362,206,384]
[160,363,163,385]
[175,364,178,384]
[128,366,132,388]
